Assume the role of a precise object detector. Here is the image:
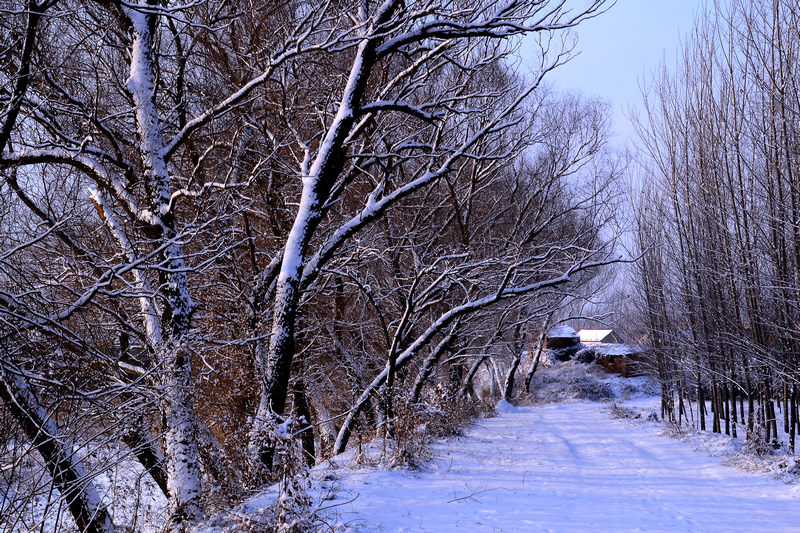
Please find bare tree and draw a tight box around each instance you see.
[0,0,623,530]
[633,0,800,447]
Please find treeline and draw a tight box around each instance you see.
[0,1,620,531]
[632,0,800,450]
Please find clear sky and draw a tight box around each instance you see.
[524,0,705,145]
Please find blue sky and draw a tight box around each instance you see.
[524,0,704,145]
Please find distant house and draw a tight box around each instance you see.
[578,329,623,345]
[545,325,580,349]
[592,343,643,377]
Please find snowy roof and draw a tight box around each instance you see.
[578,329,614,342]
[593,343,632,356]
[547,325,578,339]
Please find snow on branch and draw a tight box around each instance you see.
[357,100,441,122]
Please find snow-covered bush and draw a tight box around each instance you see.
[742,421,778,458]
[548,345,582,362]
[573,345,598,364]
[607,402,640,420]
[663,419,691,438]
[523,361,615,403]
[386,384,491,469]
[387,398,435,470]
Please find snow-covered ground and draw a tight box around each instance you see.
[13,365,800,532]
[288,377,800,532]
[2,442,168,533]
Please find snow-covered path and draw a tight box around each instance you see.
[325,402,800,532]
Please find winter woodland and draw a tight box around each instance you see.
[631,0,800,454]
[0,0,627,531]
[8,0,800,530]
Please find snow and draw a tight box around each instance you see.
[1,421,166,533]
[298,383,800,532]
[24,369,800,533]
[494,399,520,414]
[192,363,800,532]
[578,329,614,343]
[546,325,578,339]
[594,343,633,356]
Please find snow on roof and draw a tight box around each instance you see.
[593,343,632,356]
[547,325,578,339]
[578,329,614,342]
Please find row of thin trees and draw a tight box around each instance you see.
[0,0,622,531]
[632,0,800,452]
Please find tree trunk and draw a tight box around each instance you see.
[410,331,456,403]
[0,364,116,533]
[159,347,203,530]
[502,351,522,401]
[697,372,706,431]
[461,356,488,398]
[724,383,731,436]
[123,418,169,498]
[784,382,790,434]
[293,379,316,468]
[125,8,204,527]
[251,0,405,467]
[524,341,544,394]
[791,383,797,453]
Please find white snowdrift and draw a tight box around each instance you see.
[494,399,521,414]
